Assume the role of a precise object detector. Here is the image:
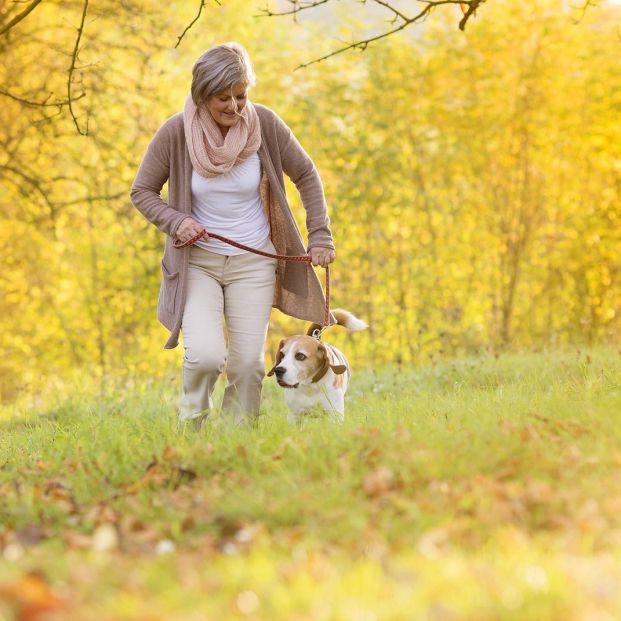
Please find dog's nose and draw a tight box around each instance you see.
[274,366,286,377]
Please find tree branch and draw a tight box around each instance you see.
[67,0,90,135]
[175,0,221,48]
[0,88,85,108]
[257,0,330,18]
[459,0,482,31]
[0,0,44,36]
[370,0,409,23]
[572,0,598,24]
[259,0,484,69]
[289,1,470,69]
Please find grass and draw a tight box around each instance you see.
[1,346,621,620]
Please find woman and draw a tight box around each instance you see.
[130,42,336,427]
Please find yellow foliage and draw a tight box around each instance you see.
[1,0,621,401]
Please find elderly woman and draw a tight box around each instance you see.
[130,42,335,427]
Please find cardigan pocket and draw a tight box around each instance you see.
[160,260,180,315]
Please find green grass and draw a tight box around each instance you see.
[1,347,621,620]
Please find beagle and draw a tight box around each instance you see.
[267,309,367,424]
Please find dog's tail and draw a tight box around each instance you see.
[306,309,368,336]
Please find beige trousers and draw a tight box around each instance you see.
[179,239,277,425]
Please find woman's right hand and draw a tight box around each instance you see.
[175,217,209,245]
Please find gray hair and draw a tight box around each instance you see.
[191,42,256,104]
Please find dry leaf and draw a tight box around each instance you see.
[353,427,381,438]
[0,571,65,621]
[162,445,177,461]
[418,527,450,559]
[15,525,46,546]
[92,523,119,552]
[63,530,93,549]
[363,466,396,498]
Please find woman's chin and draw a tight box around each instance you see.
[220,114,240,125]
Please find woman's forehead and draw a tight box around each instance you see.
[214,82,247,97]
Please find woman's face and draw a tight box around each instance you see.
[206,82,248,131]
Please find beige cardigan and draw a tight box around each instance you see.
[130,104,335,349]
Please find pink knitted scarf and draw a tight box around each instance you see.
[183,94,261,178]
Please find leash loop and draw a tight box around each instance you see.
[174,229,331,329]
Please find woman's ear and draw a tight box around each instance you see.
[267,340,285,376]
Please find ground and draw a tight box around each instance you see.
[1,347,620,620]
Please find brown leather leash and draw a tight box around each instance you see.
[174,229,331,334]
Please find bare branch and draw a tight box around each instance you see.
[68,0,90,135]
[0,88,85,108]
[257,0,330,18]
[258,1,483,69]
[288,0,468,70]
[0,0,44,36]
[370,0,409,23]
[459,0,482,31]
[56,192,128,207]
[1,164,59,233]
[571,0,598,24]
[175,0,221,49]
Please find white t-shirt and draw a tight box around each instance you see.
[190,152,270,255]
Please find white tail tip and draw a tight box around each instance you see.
[332,309,368,331]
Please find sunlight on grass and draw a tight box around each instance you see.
[1,347,620,620]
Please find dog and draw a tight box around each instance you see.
[267,309,367,424]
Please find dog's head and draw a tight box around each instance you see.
[267,336,347,388]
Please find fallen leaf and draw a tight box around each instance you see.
[418,528,450,559]
[0,571,65,621]
[353,426,381,438]
[63,530,93,549]
[520,425,540,442]
[15,525,46,546]
[84,502,118,525]
[162,445,178,461]
[92,523,119,552]
[363,466,396,498]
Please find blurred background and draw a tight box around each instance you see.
[1,0,620,405]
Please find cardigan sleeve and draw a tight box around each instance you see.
[274,114,335,251]
[130,121,189,238]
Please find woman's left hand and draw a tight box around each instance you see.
[309,247,336,268]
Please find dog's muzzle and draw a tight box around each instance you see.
[273,366,299,389]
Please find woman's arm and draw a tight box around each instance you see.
[130,121,189,238]
[274,114,335,254]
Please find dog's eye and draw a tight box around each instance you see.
[295,353,307,361]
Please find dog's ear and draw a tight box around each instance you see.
[312,343,346,382]
[267,340,285,377]
[311,343,330,383]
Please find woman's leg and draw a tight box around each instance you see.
[221,240,277,423]
[179,246,227,423]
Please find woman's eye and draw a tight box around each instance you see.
[295,353,306,361]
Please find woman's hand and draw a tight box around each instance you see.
[309,247,335,268]
[175,217,209,244]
